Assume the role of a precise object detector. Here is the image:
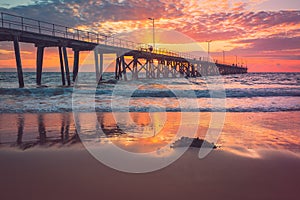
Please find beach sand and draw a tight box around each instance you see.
[0,148,300,200]
[1,111,300,200]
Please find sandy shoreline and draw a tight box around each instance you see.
[1,111,300,199]
[0,148,300,200]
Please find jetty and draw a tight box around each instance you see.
[0,12,247,88]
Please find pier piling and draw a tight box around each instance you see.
[99,52,103,82]
[121,56,127,81]
[115,56,121,80]
[36,46,44,85]
[13,36,24,88]
[133,57,138,80]
[62,47,71,86]
[58,47,66,86]
[73,50,79,82]
[94,48,100,83]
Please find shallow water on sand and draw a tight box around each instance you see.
[1,112,299,157]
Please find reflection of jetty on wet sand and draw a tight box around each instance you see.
[10,113,81,150]
[1,112,300,153]
[171,137,217,149]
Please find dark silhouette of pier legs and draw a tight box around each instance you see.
[121,56,127,81]
[62,47,71,86]
[73,50,79,82]
[156,60,161,78]
[115,56,121,80]
[13,37,24,88]
[147,59,155,78]
[58,47,66,86]
[113,54,248,80]
[115,55,130,80]
[36,46,44,85]
[191,64,195,77]
[133,57,138,80]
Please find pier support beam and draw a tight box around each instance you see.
[115,56,122,80]
[36,46,44,85]
[121,56,127,81]
[99,52,103,83]
[132,57,138,80]
[58,47,66,86]
[13,37,24,88]
[62,47,71,86]
[94,49,100,83]
[94,49,104,83]
[73,50,79,82]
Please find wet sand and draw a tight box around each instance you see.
[0,148,300,200]
[1,112,299,152]
[1,111,300,200]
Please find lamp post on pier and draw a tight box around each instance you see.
[148,18,155,48]
[206,40,212,62]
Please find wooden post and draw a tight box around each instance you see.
[99,52,103,82]
[171,62,175,78]
[118,56,122,79]
[62,47,71,86]
[133,56,138,80]
[121,56,127,81]
[173,62,178,78]
[158,60,161,78]
[13,37,24,88]
[73,50,79,82]
[115,57,119,80]
[180,63,184,77]
[164,61,169,78]
[191,64,195,77]
[36,46,44,85]
[146,59,150,78]
[197,63,201,77]
[58,47,65,86]
[149,59,153,78]
[94,48,100,83]
[150,60,155,78]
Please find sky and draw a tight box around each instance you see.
[0,0,299,72]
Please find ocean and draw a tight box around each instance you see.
[0,72,299,113]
